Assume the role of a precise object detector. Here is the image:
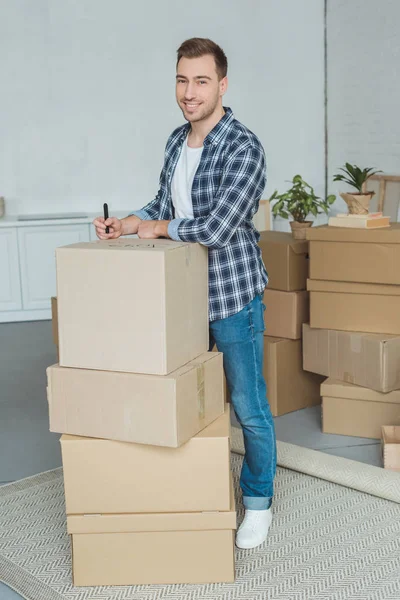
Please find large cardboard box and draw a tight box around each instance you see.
[303,323,400,393]
[258,231,309,291]
[67,484,236,586]
[307,224,400,285]
[47,352,224,448]
[307,279,400,335]
[56,239,208,375]
[264,336,323,416]
[61,406,231,514]
[263,289,309,339]
[321,379,400,439]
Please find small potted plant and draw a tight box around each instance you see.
[270,175,336,239]
[333,163,382,215]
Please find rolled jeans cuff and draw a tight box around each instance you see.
[243,495,273,510]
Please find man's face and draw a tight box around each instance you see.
[176,55,227,124]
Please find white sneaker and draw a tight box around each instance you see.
[235,508,272,549]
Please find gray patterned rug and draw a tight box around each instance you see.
[1,449,400,600]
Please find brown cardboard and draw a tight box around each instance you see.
[307,224,400,285]
[253,199,271,232]
[68,485,236,586]
[264,336,323,416]
[71,530,235,586]
[307,279,400,335]
[303,323,400,393]
[47,352,224,448]
[321,379,400,439]
[56,239,208,375]
[258,231,309,291]
[263,289,309,339]
[61,406,231,514]
[381,426,400,472]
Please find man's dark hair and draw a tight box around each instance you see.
[177,38,228,80]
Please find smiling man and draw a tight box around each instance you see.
[93,38,277,550]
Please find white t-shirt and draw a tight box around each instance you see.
[171,136,203,219]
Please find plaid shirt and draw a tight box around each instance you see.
[133,107,268,321]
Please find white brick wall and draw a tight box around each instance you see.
[327,0,400,215]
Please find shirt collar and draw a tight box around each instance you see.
[178,106,234,147]
[204,107,234,146]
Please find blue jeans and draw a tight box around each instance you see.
[209,294,277,510]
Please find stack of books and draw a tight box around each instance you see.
[328,212,390,229]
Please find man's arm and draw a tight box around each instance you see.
[167,144,265,248]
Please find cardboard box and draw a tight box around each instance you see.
[67,482,236,586]
[307,224,400,285]
[253,199,271,232]
[321,379,400,439]
[56,239,208,375]
[61,406,231,514]
[308,279,400,335]
[263,289,309,339]
[264,336,323,416]
[258,231,309,291]
[381,426,400,472]
[303,323,400,393]
[47,352,224,448]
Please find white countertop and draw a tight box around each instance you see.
[0,212,129,228]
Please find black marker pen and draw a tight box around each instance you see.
[103,203,109,233]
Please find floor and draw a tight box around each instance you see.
[0,320,382,599]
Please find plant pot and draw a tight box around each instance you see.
[340,192,374,215]
[289,220,312,240]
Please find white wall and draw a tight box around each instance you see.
[327,0,400,215]
[0,0,325,226]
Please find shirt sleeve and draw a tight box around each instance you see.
[167,143,266,249]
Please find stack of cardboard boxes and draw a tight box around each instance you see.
[48,239,236,586]
[258,232,324,416]
[303,224,400,444]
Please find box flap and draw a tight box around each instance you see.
[307,279,400,296]
[258,230,308,254]
[321,378,400,403]
[174,351,222,378]
[303,324,399,344]
[67,479,236,534]
[263,335,288,346]
[306,223,400,243]
[48,357,216,383]
[60,403,230,444]
[56,239,188,253]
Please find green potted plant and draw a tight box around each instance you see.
[270,175,336,239]
[333,163,382,215]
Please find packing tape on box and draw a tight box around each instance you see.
[192,362,205,419]
[231,426,400,504]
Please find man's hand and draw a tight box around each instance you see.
[93,216,123,240]
[137,220,171,239]
[92,215,141,239]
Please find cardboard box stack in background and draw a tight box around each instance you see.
[304,224,400,449]
[48,239,236,586]
[258,232,324,416]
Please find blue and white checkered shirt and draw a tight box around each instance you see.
[133,107,269,322]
